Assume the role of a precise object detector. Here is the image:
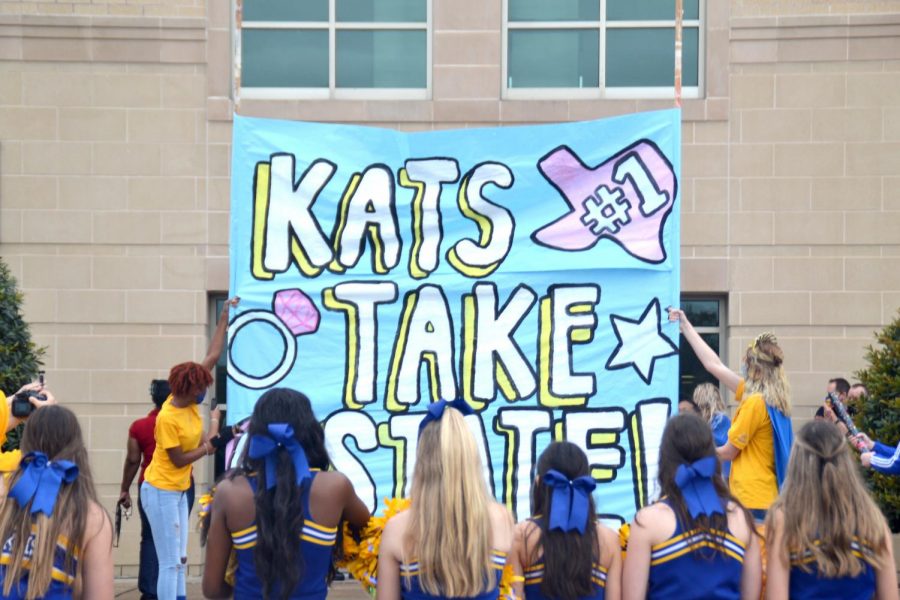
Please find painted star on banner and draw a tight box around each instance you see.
[605,298,678,385]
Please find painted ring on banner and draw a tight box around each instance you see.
[227,310,296,390]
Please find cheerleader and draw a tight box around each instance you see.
[202,388,370,599]
[0,405,113,599]
[693,383,732,477]
[623,414,761,600]
[377,400,515,600]
[511,441,621,600]
[765,420,898,600]
[671,308,792,520]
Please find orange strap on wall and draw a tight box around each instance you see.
[674,0,683,107]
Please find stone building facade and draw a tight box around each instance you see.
[0,0,898,572]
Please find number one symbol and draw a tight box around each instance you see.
[612,154,669,217]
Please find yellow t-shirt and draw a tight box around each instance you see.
[144,397,201,491]
[0,392,22,473]
[728,380,777,510]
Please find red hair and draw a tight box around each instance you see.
[168,361,213,396]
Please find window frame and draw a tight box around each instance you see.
[678,295,727,402]
[501,0,705,100]
[235,0,432,101]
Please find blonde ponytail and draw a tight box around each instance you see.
[406,407,495,596]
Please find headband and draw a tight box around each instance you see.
[674,456,724,519]
[9,452,79,516]
[248,423,311,490]
[417,399,474,438]
[542,469,596,534]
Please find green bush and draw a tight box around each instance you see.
[856,311,900,532]
[0,259,45,451]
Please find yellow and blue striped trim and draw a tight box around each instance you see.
[650,529,746,566]
[790,538,876,567]
[401,550,508,577]
[524,563,607,587]
[230,520,338,550]
[0,555,75,586]
[0,531,78,586]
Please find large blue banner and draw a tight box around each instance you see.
[228,109,681,522]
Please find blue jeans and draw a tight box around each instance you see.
[137,489,158,599]
[141,481,189,600]
[137,479,194,599]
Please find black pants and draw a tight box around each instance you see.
[137,479,195,599]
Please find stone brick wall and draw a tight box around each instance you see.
[0,0,204,18]
[733,0,900,18]
[0,15,213,574]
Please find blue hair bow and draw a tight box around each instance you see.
[417,399,474,438]
[543,469,596,534]
[674,456,724,519]
[9,452,79,516]
[248,423,310,490]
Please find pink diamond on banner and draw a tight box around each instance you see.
[273,289,320,336]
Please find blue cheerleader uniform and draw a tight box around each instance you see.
[523,560,606,600]
[0,531,77,600]
[788,539,876,600]
[231,473,338,600]
[646,521,746,600]
[399,550,507,600]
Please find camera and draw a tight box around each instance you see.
[12,389,44,418]
[12,371,45,418]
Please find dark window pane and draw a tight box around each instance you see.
[509,0,599,22]
[336,30,427,88]
[683,299,719,327]
[244,0,328,22]
[605,27,698,87]
[679,332,720,401]
[607,0,699,21]
[337,0,427,22]
[508,29,599,88]
[242,29,329,88]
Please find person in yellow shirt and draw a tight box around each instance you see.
[140,361,219,600]
[139,295,237,600]
[669,309,793,522]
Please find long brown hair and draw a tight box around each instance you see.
[650,414,754,553]
[0,406,106,599]
[767,421,888,577]
[405,407,494,596]
[529,442,600,600]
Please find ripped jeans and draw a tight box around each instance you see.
[140,481,189,600]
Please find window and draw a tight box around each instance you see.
[503,0,703,99]
[239,0,431,99]
[678,297,725,402]
[211,295,230,478]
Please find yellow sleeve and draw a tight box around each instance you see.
[0,450,22,473]
[155,412,182,450]
[729,394,767,450]
[0,391,9,448]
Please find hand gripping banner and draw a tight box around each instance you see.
[228,109,681,523]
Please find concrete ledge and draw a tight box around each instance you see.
[731,12,900,64]
[0,14,206,63]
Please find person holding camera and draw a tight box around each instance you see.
[0,378,57,473]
